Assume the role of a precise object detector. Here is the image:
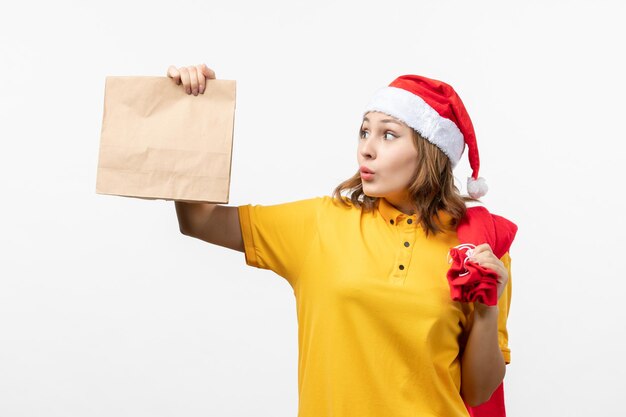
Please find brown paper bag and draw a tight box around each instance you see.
[95,76,236,204]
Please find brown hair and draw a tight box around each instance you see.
[331,128,481,237]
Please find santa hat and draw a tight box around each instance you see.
[363,74,488,199]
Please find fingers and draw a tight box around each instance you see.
[195,65,206,94]
[177,67,191,94]
[166,65,181,85]
[186,65,200,95]
[167,63,216,95]
[469,254,501,269]
[468,244,493,263]
[475,261,498,271]
[200,63,216,79]
[472,243,493,255]
[474,260,507,284]
[197,64,215,94]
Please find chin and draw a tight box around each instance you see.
[362,186,383,199]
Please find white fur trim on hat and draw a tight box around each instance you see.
[363,86,466,168]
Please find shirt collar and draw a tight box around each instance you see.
[377,197,453,229]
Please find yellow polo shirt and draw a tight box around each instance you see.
[238,195,512,417]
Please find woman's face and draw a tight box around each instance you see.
[357,111,419,209]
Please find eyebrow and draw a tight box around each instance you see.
[362,116,403,126]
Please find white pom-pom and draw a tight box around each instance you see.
[467,176,488,199]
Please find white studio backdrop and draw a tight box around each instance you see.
[1,0,624,416]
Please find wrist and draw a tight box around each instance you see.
[473,302,499,319]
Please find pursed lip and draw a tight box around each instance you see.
[360,166,375,174]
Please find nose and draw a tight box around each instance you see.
[359,135,376,159]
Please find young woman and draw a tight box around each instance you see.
[168,63,515,417]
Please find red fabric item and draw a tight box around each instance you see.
[465,381,506,417]
[447,245,499,306]
[451,206,518,417]
[456,207,517,259]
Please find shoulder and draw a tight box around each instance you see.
[309,195,366,225]
[237,195,328,223]
[259,194,351,217]
[318,195,360,211]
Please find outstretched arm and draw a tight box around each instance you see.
[175,202,244,253]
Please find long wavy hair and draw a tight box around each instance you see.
[332,126,481,237]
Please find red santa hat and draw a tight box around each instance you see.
[363,74,488,199]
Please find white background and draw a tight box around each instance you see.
[1,1,624,416]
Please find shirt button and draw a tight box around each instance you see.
[390,219,394,224]
[407,218,413,224]
[399,264,405,270]
[404,241,410,247]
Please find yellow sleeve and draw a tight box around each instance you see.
[497,251,512,364]
[237,196,322,288]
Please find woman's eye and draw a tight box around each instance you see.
[359,129,396,140]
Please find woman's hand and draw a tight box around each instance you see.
[468,243,509,302]
[166,63,216,96]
